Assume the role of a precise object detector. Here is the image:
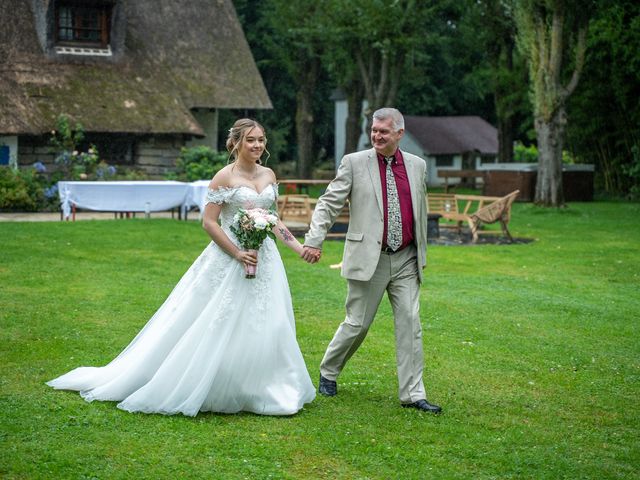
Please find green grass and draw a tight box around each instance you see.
[1,201,639,479]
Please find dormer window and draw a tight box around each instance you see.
[55,3,112,49]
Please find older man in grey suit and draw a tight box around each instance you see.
[302,107,441,413]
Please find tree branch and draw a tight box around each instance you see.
[549,4,564,84]
[562,25,587,99]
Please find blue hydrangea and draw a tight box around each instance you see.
[33,161,47,173]
[44,184,59,199]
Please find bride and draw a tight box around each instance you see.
[47,119,316,416]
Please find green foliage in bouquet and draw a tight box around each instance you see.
[230,208,278,250]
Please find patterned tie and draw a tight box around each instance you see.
[385,156,402,251]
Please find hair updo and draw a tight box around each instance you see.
[225,118,269,164]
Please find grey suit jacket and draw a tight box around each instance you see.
[304,148,428,283]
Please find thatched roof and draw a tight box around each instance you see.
[404,116,498,156]
[0,0,272,136]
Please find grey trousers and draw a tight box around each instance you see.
[319,244,427,403]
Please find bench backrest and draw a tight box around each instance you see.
[427,193,457,214]
[278,195,312,224]
[470,190,519,223]
[426,191,519,220]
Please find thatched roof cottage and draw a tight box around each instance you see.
[0,0,271,176]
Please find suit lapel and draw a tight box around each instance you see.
[366,149,383,214]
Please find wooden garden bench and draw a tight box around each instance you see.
[277,194,313,226]
[277,194,350,237]
[427,190,520,242]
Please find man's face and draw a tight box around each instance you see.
[371,117,404,157]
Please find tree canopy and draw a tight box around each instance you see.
[231,0,639,198]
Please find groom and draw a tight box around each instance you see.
[302,107,441,414]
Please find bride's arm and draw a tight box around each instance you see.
[202,170,257,266]
[202,203,257,266]
[273,220,303,255]
[267,169,303,255]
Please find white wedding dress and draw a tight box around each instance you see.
[47,184,316,416]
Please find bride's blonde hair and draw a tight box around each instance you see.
[226,118,270,165]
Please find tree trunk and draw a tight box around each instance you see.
[295,60,318,178]
[534,109,566,206]
[514,1,588,207]
[497,115,514,163]
[344,82,364,155]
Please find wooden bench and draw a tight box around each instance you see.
[427,190,519,242]
[437,169,486,192]
[277,194,313,225]
[277,194,350,237]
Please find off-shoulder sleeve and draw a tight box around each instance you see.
[205,187,233,206]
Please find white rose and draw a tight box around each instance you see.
[254,218,268,230]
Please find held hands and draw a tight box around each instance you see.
[301,246,322,264]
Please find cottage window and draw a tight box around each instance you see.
[56,3,112,48]
[435,155,455,167]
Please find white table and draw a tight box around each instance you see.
[182,180,211,219]
[58,181,190,219]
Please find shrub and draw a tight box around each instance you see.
[169,146,226,182]
[49,114,117,181]
[0,167,45,211]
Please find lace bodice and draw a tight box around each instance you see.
[205,184,278,231]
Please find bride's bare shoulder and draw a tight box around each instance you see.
[261,166,277,183]
[208,166,233,190]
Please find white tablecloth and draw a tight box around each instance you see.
[182,180,211,217]
[58,181,191,219]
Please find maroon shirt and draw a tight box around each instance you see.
[377,150,414,250]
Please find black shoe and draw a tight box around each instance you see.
[318,375,337,396]
[402,399,442,414]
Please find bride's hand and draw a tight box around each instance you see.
[235,249,258,266]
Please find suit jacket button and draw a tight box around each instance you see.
[377,240,381,244]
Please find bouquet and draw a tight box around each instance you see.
[230,208,279,278]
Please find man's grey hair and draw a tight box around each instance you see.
[372,108,405,131]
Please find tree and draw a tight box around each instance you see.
[462,0,530,163]
[565,0,640,197]
[324,0,460,146]
[263,0,328,178]
[514,0,591,206]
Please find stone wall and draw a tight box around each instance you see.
[17,136,56,169]
[134,135,183,178]
[15,134,185,179]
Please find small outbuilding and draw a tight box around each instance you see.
[400,115,498,186]
[0,0,271,176]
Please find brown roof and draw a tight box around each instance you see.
[404,116,498,155]
[0,0,271,136]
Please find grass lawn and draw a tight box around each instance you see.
[1,201,639,479]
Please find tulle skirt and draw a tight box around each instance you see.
[47,239,316,416]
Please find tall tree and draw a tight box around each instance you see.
[565,0,640,197]
[262,0,327,178]
[463,0,529,163]
[325,0,457,145]
[514,0,590,206]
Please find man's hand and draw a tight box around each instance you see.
[301,246,322,264]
